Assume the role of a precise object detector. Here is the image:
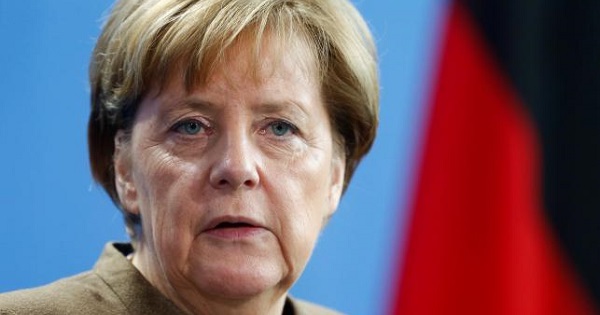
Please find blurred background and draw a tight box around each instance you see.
[2,1,599,314]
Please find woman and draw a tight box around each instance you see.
[0,0,378,314]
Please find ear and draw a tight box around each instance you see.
[114,130,140,215]
[327,153,346,216]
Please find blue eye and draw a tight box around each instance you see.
[174,120,204,135]
[270,121,293,136]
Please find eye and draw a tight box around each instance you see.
[269,121,294,136]
[172,119,205,135]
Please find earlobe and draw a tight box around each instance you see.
[114,131,139,215]
[328,155,346,216]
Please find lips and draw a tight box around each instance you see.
[204,216,262,230]
[202,216,266,239]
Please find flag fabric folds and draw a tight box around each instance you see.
[392,1,600,314]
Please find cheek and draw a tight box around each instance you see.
[269,152,334,255]
[133,150,204,251]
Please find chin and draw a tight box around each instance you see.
[187,259,290,299]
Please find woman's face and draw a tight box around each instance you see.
[114,36,345,305]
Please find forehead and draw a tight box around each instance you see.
[153,30,320,99]
[213,32,318,86]
[140,33,323,118]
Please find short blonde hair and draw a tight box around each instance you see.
[88,0,379,227]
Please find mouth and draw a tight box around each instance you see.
[212,222,256,229]
[203,217,267,239]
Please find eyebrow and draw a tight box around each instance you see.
[175,98,219,115]
[254,101,310,123]
[160,96,312,123]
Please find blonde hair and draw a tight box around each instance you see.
[88,0,379,229]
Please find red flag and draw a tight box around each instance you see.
[391,2,597,314]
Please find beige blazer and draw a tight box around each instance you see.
[0,243,342,315]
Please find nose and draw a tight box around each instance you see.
[209,132,260,190]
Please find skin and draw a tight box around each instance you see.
[113,34,345,315]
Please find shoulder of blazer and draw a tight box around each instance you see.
[0,270,126,315]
